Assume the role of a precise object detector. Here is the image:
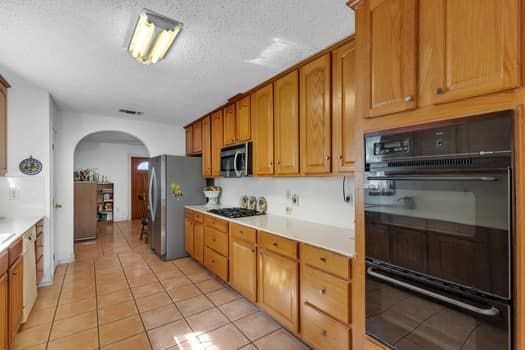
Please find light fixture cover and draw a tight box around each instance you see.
[128,9,183,64]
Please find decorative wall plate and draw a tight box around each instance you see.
[19,156,42,175]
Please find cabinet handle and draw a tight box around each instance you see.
[272,242,278,247]
[404,95,413,102]
[325,155,330,161]
[276,160,281,165]
[337,154,342,160]
[319,257,327,263]
[239,230,243,234]
[251,249,256,253]
[435,87,444,95]
[269,161,273,166]
[320,330,327,336]
[320,288,326,295]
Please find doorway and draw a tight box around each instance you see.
[131,157,149,220]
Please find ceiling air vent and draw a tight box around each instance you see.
[118,109,143,116]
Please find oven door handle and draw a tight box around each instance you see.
[367,267,500,317]
[367,175,497,182]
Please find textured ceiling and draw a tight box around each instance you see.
[0,0,354,125]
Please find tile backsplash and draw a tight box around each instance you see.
[0,176,45,217]
[214,176,355,229]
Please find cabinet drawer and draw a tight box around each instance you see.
[0,250,7,276]
[193,212,204,223]
[301,244,351,280]
[230,223,256,243]
[205,215,229,233]
[205,227,229,257]
[204,247,228,281]
[8,238,22,266]
[302,303,351,350]
[185,209,193,220]
[259,231,297,259]
[302,265,350,324]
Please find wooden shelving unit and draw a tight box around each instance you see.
[97,183,114,222]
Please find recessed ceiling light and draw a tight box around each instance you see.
[128,8,183,65]
[119,108,143,116]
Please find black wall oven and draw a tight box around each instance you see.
[364,111,514,350]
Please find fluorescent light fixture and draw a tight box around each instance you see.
[128,9,183,64]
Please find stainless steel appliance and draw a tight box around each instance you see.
[207,207,263,218]
[148,155,205,260]
[220,142,252,177]
[364,111,514,349]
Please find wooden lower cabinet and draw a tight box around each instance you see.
[184,216,194,256]
[8,256,23,344]
[0,272,7,350]
[193,222,204,263]
[257,247,299,332]
[302,303,351,350]
[229,234,257,302]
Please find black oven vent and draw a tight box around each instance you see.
[387,158,473,168]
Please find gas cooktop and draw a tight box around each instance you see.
[207,207,263,218]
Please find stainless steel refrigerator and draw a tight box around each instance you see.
[148,155,205,260]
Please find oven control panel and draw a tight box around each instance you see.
[373,139,410,156]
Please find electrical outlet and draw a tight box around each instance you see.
[285,207,293,215]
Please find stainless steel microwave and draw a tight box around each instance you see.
[220,142,252,177]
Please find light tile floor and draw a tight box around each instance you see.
[11,220,310,350]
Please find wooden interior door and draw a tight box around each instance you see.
[8,257,23,345]
[74,183,97,240]
[332,41,357,173]
[367,0,417,117]
[274,71,300,175]
[131,157,149,220]
[223,104,236,146]
[252,84,274,175]
[201,116,212,177]
[230,236,257,302]
[236,96,251,142]
[300,54,332,175]
[211,110,224,177]
[258,248,299,332]
[0,272,7,350]
[427,0,519,104]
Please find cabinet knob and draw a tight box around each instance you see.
[435,87,444,95]
[320,330,327,336]
[276,160,281,165]
[337,154,342,160]
[251,249,256,253]
[325,155,330,161]
[272,242,278,247]
[269,161,273,166]
[212,259,215,263]
[404,95,413,102]
[320,288,326,295]
[319,257,327,263]
[239,230,244,234]
[213,238,216,242]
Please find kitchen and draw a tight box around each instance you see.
[0,0,524,350]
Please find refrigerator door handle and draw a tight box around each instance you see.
[149,167,157,220]
[367,267,500,317]
[234,151,241,177]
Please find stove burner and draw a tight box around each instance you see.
[207,207,263,218]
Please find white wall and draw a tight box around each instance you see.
[215,176,355,229]
[74,140,148,221]
[54,110,185,265]
[0,65,54,285]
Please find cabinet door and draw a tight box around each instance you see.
[427,0,519,104]
[0,273,7,350]
[185,126,193,155]
[8,257,23,345]
[235,96,251,142]
[332,41,357,173]
[192,120,202,154]
[367,0,417,117]
[211,110,224,177]
[252,84,274,175]
[223,105,236,146]
[0,86,6,176]
[230,236,257,302]
[185,218,194,256]
[300,54,332,174]
[258,249,299,332]
[193,222,204,263]
[274,71,300,175]
[201,116,212,177]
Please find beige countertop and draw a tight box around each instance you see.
[185,205,355,257]
[0,216,43,252]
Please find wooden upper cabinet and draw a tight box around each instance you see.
[223,104,236,146]
[201,116,212,177]
[185,126,193,155]
[366,0,417,117]
[274,71,300,176]
[424,0,519,104]
[236,96,251,142]
[332,41,357,173]
[211,110,224,177]
[192,119,202,154]
[0,76,8,177]
[252,84,274,176]
[300,54,332,175]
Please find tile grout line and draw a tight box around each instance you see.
[43,263,68,350]
[92,256,101,349]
